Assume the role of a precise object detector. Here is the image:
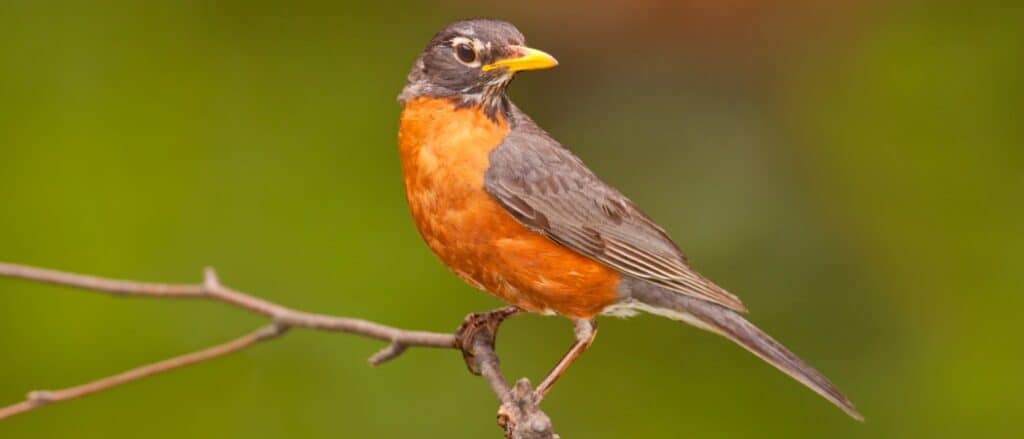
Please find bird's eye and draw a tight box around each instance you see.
[455,43,477,64]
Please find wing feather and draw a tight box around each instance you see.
[485,109,746,312]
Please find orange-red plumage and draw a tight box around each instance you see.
[399,97,620,319]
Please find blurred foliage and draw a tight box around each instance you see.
[1,0,1021,437]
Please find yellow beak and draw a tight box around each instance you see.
[482,46,559,73]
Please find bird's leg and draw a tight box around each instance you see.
[455,306,521,375]
[533,319,597,403]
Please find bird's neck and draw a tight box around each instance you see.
[449,89,511,123]
[399,88,512,124]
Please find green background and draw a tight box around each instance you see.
[1,1,1021,437]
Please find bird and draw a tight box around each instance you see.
[397,18,862,421]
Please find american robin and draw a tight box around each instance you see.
[397,18,861,420]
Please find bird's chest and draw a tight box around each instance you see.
[397,98,620,318]
[398,98,516,284]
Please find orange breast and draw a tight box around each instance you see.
[398,97,620,319]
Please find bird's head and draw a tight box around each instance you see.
[398,19,558,118]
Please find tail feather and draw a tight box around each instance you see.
[625,279,863,421]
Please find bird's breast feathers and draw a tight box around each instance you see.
[398,97,620,318]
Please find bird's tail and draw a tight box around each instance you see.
[622,278,863,421]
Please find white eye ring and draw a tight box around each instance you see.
[451,37,481,67]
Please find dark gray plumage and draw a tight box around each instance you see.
[621,277,864,420]
[399,19,527,118]
[485,106,747,312]
[484,105,861,420]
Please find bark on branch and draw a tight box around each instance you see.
[0,262,558,438]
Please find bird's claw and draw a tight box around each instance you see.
[455,306,520,375]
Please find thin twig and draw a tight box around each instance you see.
[0,323,287,419]
[367,341,408,366]
[0,262,556,437]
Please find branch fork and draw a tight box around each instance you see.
[0,262,557,437]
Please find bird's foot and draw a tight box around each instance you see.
[455,306,520,375]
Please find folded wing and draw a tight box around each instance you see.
[484,111,746,313]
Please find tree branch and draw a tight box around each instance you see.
[0,323,287,419]
[0,262,557,438]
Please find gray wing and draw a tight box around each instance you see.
[484,112,746,313]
